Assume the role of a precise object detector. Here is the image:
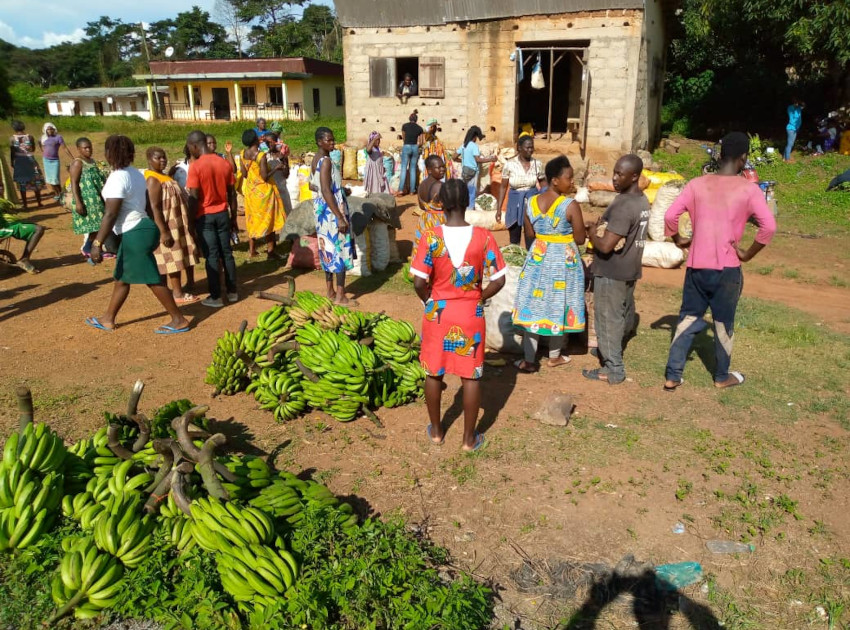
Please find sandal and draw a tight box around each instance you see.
[547,356,571,368]
[582,368,608,382]
[463,433,485,453]
[513,359,538,373]
[175,293,201,305]
[426,425,444,445]
[15,259,39,274]
[664,379,684,392]
[715,372,745,389]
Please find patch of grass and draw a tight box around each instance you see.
[675,479,693,501]
[705,575,761,630]
[755,265,775,276]
[782,268,800,280]
[829,275,849,288]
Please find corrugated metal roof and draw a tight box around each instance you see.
[143,57,342,79]
[43,86,168,100]
[335,0,644,27]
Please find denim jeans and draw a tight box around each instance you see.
[398,144,419,194]
[467,173,478,210]
[196,211,237,299]
[593,276,636,384]
[784,129,797,160]
[665,267,743,383]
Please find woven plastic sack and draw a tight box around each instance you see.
[369,220,390,271]
[483,263,523,353]
[648,179,686,241]
[642,241,685,269]
[297,165,313,202]
[356,150,368,179]
[288,235,320,270]
[387,227,402,263]
[343,147,358,179]
[350,229,371,276]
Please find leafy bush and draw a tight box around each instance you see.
[9,83,48,117]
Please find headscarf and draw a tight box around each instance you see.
[368,131,380,144]
[269,120,283,134]
[41,122,57,143]
[426,118,438,128]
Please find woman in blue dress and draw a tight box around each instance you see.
[311,127,354,304]
[512,155,587,372]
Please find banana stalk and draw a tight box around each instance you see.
[16,385,33,432]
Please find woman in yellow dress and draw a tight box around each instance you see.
[240,129,285,259]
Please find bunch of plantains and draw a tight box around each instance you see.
[205,277,426,425]
[0,382,359,624]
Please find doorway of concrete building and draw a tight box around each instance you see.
[515,42,589,148]
[211,88,231,120]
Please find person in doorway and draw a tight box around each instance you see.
[512,155,586,372]
[69,137,107,261]
[363,131,392,194]
[9,121,43,209]
[144,146,200,304]
[186,130,239,308]
[784,98,804,162]
[662,132,776,392]
[413,154,446,255]
[460,126,496,211]
[85,135,190,334]
[39,122,74,204]
[582,154,649,385]
[496,134,545,246]
[411,179,507,452]
[397,73,418,103]
[398,110,424,196]
[311,127,354,304]
[0,211,45,274]
[422,118,453,179]
[240,129,285,259]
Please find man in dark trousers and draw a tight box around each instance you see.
[583,154,649,385]
[663,132,776,391]
[185,130,239,308]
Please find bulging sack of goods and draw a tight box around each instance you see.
[297,165,313,202]
[642,170,684,205]
[648,179,687,242]
[589,190,618,208]
[351,229,372,277]
[288,235,320,270]
[343,146,358,179]
[642,241,685,269]
[484,249,524,354]
[369,221,390,271]
[387,227,402,263]
[356,150,368,179]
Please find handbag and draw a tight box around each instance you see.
[461,165,477,183]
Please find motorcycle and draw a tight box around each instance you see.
[701,144,777,216]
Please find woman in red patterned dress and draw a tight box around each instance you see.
[411,179,507,452]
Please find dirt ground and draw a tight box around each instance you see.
[1,188,849,628]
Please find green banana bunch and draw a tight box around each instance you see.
[256,305,295,343]
[246,367,307,422]
[286,305,312,328]
[390,361,427,403]
[338,308,370,338]
[190,497,275,550]
[163,515,197,553]
[130,442,160,467]
[248,478,303,518]
[92,494,154,568]
[206,330,251,395]
[373,319,421,365]
[89,445,123,477]
[0,500,54,551]
[3,422,68,474]
[150,398,204,438]
[240,326,275,360]
[272,472,357,531]
[293,290,332,313]
[159,493,187,519]
[62,453,94,495]
[293,321,324,348]
[216,543,299,602]
[310,304,344,331]
[52,536,125,621]
[103,459,152,497]
[218,455,273,500]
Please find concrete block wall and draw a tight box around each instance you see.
[341,9,645,153]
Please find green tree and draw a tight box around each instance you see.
[229,0,305,28]
[244,2,342,62]
[0,63,12,119]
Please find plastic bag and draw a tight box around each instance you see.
[530,56,545,90]
[648,179,686,241]
[369,221,390,271]
[484,264,523,353]
[288,235,320,270]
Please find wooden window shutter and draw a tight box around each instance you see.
[369,58,395,97]
[419,57,445,98]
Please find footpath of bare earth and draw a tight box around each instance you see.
[1,138,849,628]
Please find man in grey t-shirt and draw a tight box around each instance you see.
[583,154,650,385]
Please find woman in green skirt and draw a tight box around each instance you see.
[84,135,190,334]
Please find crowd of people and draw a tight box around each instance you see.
[4,117,777,451]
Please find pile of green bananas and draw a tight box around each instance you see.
[372,318,421,365]
[249,472,358,532]
[256,305,295,343]
[4,422,68,474]
[205,329,251,395]
[218,454,273,500]
[190,497,275,550]
[92,495,155,568]
[246,362,306,422]
[52,536,125,621]
[216,543,299,604]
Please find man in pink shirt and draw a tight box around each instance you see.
[662,132,777,391]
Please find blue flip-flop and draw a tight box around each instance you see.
[155,324,190,335]
[426,424,444,445]
[464,433,485,453]
[85,316,114,332]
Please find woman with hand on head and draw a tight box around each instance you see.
[144,146,200,305]
[412,179,507,452]
[84,135,190,335]
[240,129,284,259]
[512,155,586,373]
[363,131,392,194]
[496,134,545,247]
[39,122,74,204]
[311,127,354,304]
[460,126,496,211]
[69,137,107,261]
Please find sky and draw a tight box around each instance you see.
[0,0,332,49]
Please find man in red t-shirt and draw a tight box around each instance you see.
[186,130,239,308]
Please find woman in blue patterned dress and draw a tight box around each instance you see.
[311,127,354,304]
[512,156,587,372]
